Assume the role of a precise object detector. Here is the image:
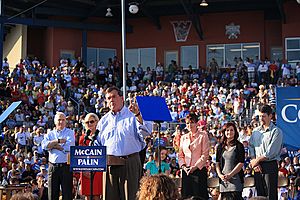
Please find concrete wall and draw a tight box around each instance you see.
[3,25,27,70]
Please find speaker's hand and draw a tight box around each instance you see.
[129,98,139,115]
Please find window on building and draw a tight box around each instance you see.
[180,45,198,69]
[126,49,139,71]
[99,48,116,66]
[207,43,260,68]
[125,48,156,71]
[86,48,97,66]
[207,45,224,68]
[271,47,283,62]
[165,51,178,67]
[86,47,116,66]
[225,44,241,67]
[285,38,300,65]
[242,43,260,62]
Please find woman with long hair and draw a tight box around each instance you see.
[216,122,245,200]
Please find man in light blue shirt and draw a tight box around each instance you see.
[249,105,283,200]
[41,112,75,200]
[96,86,151,200]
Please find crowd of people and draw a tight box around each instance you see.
[0,55,300,200]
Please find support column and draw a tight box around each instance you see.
[82,29,87,66]
[0,0,4,70]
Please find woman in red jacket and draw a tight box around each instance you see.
[79,113,103,200]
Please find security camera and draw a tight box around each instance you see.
[129,3,139,14]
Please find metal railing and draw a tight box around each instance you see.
[69,97,89,117]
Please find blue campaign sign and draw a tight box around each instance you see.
[70,146,106,172]
[276,87,300,150]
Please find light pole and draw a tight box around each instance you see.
[121,0,126,100]
[121,1,138,100]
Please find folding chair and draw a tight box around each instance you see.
[243,176,256,199]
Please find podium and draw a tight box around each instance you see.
[136,96,172,173]
[70,146,106,200]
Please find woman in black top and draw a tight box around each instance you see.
[216,122,245,200]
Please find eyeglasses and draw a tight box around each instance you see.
[85,120,95,124]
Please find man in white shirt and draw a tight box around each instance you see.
[15,109,25,126]
[282,63,291,79]
[258,62,268,83]
[15,126,28,148]
[32,57,40,66]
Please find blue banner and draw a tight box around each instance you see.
[276,87,300,150]
[70,146,106,172]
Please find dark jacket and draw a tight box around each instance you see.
[216,141,245,184]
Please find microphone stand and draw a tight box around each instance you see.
[89,137,95,200]
[155,121,162,173]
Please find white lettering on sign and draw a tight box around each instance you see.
[281,104,300,123]
[77,159,99,166]
[74,149,103,156]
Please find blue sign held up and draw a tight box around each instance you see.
[70,146,107,172]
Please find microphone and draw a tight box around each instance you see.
[91,130,100,145]
[84,129,91,145]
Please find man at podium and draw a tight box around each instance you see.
[95,86,152,200]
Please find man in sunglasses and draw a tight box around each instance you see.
[42,112,75,200]
[96,86,152,200]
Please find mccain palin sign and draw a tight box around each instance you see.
[276,87,300,150]
[70,146,106,172]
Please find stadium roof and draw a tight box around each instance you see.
[2,0,285,39]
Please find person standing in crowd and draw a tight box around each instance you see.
[96,86,152,200]
[178,113,210,199]
[145,147,170,176]
[80,113,102,200]
[15,126,28,149]
[249,104,283,200]
[216,122,245,200]
[41,112,75,200]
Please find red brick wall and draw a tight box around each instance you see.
[26,2,300,67]
[264,20,282,59]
